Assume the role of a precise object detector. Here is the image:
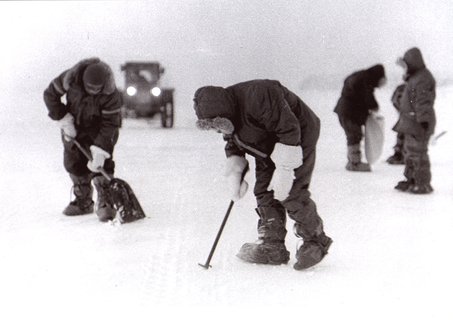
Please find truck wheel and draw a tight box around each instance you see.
[161,102,174,128]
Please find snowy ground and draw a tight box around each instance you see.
[1,85,452,319]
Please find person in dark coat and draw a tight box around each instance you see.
[334,64,386,171]
[393,47,436,194]
[193,79,332,270]
[386,83,407,164]
[43,57,122,221]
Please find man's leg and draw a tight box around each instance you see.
[387,133,405,164]
[62,138,94,215]
[405,134,433,194]
[339,116,370,172]
[236,157,290,265]
[283,143,332,270]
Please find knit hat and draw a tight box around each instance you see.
[83,62,109,86]
[193,86,236,119]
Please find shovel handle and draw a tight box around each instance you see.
[72,139,112,182]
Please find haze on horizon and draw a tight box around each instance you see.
[1,0,452,118]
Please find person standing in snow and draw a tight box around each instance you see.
[334,64,387,171]
[386,83,407,165]
[193,80,332,270]
[393,47,436,194]
[43,58,122,221]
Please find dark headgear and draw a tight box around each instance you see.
[366,64,385,87]
[402,47,425,73]
[193,86,236,119]
[83,62,109,86]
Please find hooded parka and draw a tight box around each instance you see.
[44,58,122,154]
[394,48,436,192]
[334,64,385,125]
[194,79,320,159]
[44,58,122,175]
[393,48,436,137]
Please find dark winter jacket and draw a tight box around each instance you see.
[194,79,320,158]
[334,64,385,125]
[393,48,436,137]
[390,83,406,131]
[43,58,122,153]
[391,84,406,112]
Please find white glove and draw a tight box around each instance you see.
[87,145,111,172]
[268,143,302,201]
[225,155,249,201]
[57,113,77,141]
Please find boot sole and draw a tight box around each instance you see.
[63,211,94,216]
[236,252,290,265]
[236,245,290,265]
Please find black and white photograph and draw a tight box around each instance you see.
[1,1,452,319]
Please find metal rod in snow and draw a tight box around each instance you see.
[198,200,235,269]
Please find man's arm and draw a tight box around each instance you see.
[93,91,122,152]
[43,70,70,120]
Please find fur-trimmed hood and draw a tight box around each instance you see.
[62,57,117,95]
[193,86,236,119]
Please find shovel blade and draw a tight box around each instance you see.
[109,178,146,223]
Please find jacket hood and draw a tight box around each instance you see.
[403,47,426,74]
[365,64,385,87]
[193,86,236,119]
[63,57,117,95]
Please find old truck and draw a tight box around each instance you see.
[120,61,174,128]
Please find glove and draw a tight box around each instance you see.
[224,155,249,201]
[57,113,77,141]
[87,145,111,172]
[268,143,302,201]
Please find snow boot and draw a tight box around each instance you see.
[386,151,404,165]
[408,159,433,194]
[394,179,413,191]
[63,174,94,216]
[236,206,290,265]
[346,144,371,172]
[387,134,405,165]
[346,161,371,172]
[237,241,290,265]
[294,232,333,270]
[409,184,433,194]
[93,175,116,222]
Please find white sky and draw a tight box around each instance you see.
[1,0,452,104]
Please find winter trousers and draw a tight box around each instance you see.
[338,115,363,146]
[62,135,115,176]
[403,134,431,185]
[253,125,325,242]
[394,133,405,154]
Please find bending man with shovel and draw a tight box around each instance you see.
[44,57,122,222]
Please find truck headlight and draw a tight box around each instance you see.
[126,86,137,96]
[151,87,161,97]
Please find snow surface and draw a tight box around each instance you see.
[1,85,452,319]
